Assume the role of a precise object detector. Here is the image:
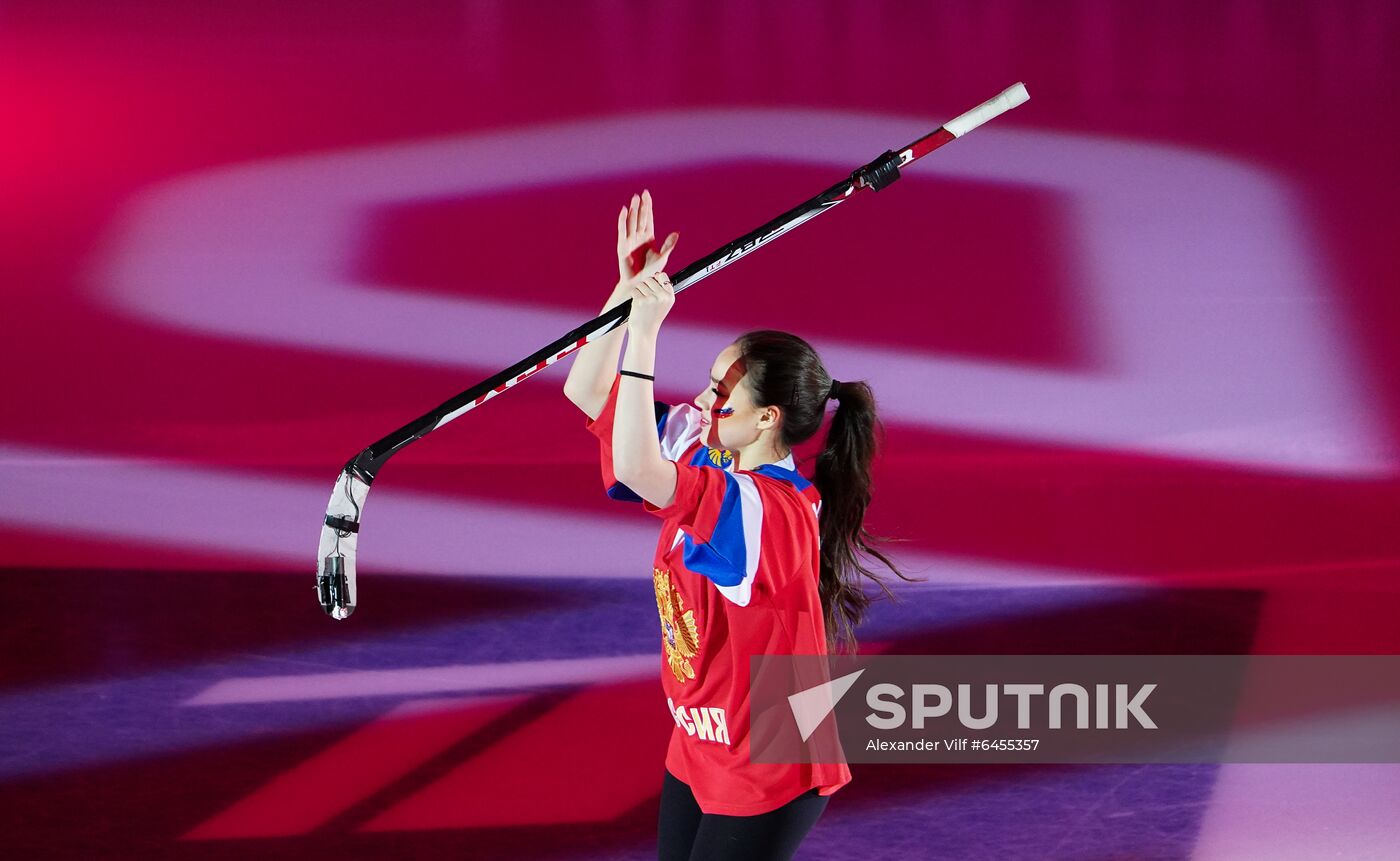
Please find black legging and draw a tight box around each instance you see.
[657,768,829,861]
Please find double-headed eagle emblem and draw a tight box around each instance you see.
[706,447,733,468]
[653,567,700,683]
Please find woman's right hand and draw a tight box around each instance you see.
[617,189,680,285]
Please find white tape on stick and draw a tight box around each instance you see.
[945,82,1029,138]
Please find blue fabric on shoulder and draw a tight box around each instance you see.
[751,462,812,492]
[680,470,747,587]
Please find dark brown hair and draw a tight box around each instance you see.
[732,329,921,653]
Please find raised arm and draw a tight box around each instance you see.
[563,190,679,420]
[613,272,680,510]
[562,282,631,422]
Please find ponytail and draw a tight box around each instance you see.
[812,380,918,654]
[732,331,921,655]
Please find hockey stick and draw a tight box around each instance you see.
[317,82,1029,618]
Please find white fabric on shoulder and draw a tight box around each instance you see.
[658,402,705,462]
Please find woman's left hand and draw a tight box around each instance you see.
[618,189,680,284]
[626,272,675,338]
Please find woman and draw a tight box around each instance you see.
[564,190,911,861]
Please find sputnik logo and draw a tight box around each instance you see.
[788,669,865,742]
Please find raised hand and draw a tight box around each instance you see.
[617,189,680,284]
[626,272,675,339]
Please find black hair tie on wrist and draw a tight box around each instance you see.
[619,369,655,381]
[827,378,842,401]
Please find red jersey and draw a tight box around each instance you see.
[585,373,852,815]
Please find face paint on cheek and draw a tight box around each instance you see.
[707,406,734,448]
[708,354,747,452]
